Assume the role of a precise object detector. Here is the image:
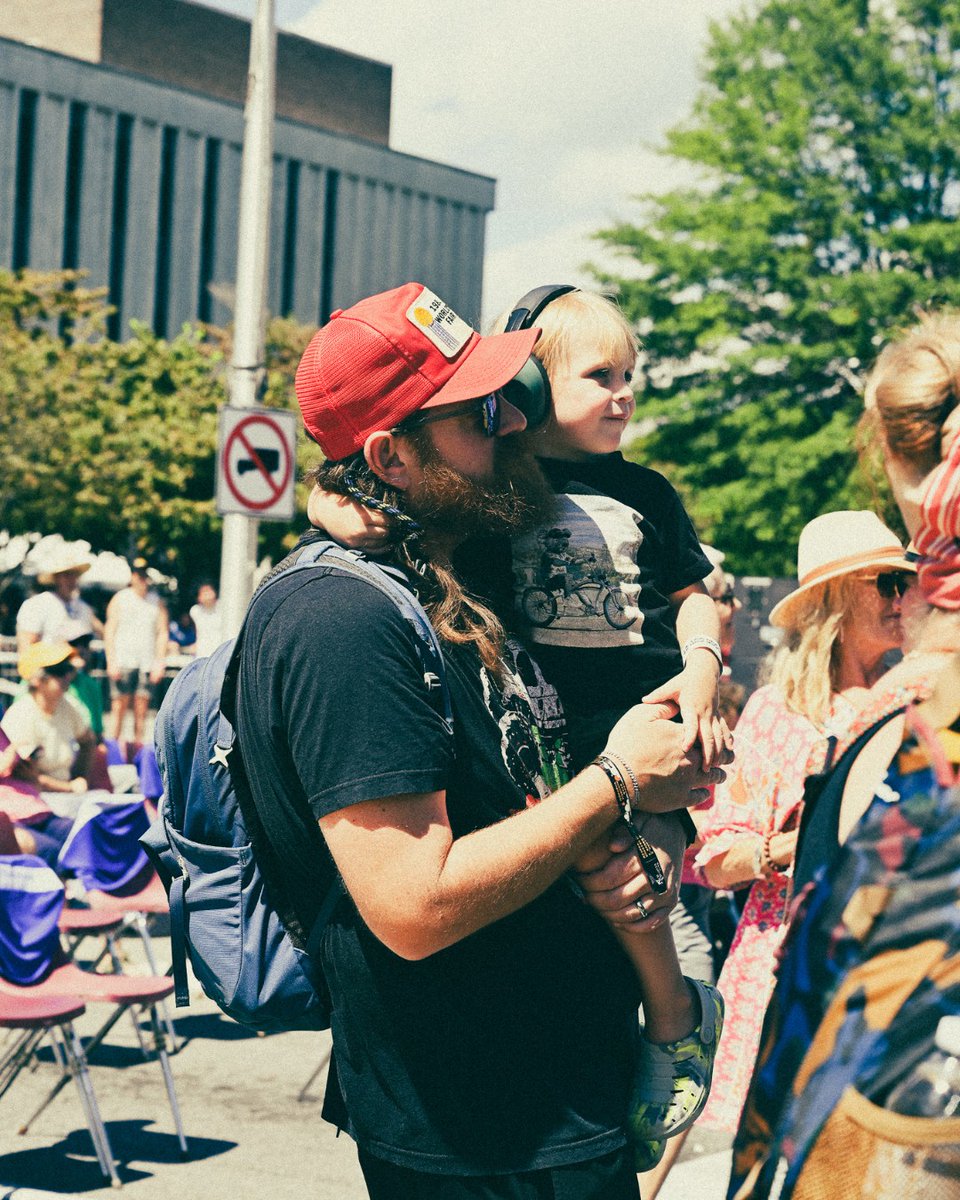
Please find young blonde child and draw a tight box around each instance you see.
[310,286,727,1171]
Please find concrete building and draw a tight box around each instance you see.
[0,0,494,337]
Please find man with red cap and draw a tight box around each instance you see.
[234,284,721,1199]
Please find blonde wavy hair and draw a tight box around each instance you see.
[862,312,960,474]
[490,289,638,379]
[762,573,863,728]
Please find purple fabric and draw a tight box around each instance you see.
[0,855,65,985]
[103,738,126,766]
[135,746,163,801]
[57,796,150,893]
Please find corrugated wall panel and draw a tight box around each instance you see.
[209,140,241,327]
[76,106,117,292]
[0,82,17,267]
[118,117,162,333]
[290,162,325,326]
[266,153,287,318]
[28,92,70,269]
[0,37,494,334]
[166,128,205,333]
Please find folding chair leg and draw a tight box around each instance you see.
[18,1000,127,1137]
[128,914,178,1053]
[0,1029,42,1101]
[62,1022,122,1188]
[148,1005,188,1157]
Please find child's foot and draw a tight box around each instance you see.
[627,977,724,1143]
[633,1136,666,1173]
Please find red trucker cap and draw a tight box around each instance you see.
[294,282,540,461]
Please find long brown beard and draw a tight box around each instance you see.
[407,431,557,543]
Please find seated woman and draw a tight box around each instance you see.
[729,314,960,1199]
[0,641,95,865]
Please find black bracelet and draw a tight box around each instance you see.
[592,755,632,824]
[591,756,667,895]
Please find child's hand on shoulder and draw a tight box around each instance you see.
[307,484,390,552]
[643,660,730,769]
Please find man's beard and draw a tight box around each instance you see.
[406,432,557,544]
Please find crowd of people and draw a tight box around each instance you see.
[2,278,958,1200]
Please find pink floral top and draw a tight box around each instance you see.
[692,685,854,1132]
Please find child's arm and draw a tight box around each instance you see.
[643,583,726,768]
[307,484,391,551]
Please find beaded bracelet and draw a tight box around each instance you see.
[681,635,723,670]
[761,830,777,875]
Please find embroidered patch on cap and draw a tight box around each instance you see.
[405,287,474,359]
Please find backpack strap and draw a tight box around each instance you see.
[219,539,452,961]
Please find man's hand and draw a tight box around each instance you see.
[602,702,729,813]
[576,813,687,930]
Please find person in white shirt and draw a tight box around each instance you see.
[16,550,103,651]
[189,582,226,659]
[104,558,168,745]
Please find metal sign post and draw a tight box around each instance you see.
[219,0,277,640]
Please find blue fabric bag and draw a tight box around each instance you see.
[142,539,452,1033]
[0,855,65,985]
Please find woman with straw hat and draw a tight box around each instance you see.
[16,545,102,651]
[729,314,960,1199]
[691,510,913,1139]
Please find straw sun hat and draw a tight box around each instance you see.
[36,546,92,586]
[17,640,76,682]
[768,510,914,628]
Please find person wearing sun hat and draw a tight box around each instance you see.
[768,509,915,629]
[16,545,102,651]
[231,281,724,1199]
[691,509,914,1142]
[0,640,96,867]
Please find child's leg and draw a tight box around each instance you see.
[617,921,695,1043]
[614,917,725,1153]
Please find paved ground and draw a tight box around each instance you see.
[0,928,734,1198]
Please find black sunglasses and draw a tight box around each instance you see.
[44,658,77,679]
[717,590,737,604]
[866,571,912,599]
[395,392,501,439]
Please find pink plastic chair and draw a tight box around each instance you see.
[0,990,120,1187]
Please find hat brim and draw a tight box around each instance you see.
[769,551,916,627]
[37,562,91,586]
[419,327,540,409]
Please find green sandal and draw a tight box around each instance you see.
[628,977,724,1145]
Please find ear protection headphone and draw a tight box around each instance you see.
[499,285,579,430]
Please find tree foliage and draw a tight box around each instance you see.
[0,270,314,590]
[596,0,960,573]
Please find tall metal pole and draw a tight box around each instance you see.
[219,0,277,639]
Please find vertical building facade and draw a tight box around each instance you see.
[0,1,494,336]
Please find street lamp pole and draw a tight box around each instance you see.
[219,0,277,639]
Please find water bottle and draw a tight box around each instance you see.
[886,1015,960,1117]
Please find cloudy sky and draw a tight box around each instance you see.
[209,0,745,319]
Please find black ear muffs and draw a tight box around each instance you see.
[501,285,579,430]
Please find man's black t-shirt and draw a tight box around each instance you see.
[235,553,640,1175]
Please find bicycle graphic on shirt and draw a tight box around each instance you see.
[521,564,636,630]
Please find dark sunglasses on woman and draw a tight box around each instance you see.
[868,570,913,599]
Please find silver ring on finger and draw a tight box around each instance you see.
[635,898,649,920]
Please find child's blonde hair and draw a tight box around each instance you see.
[491,290,638,380]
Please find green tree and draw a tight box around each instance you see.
[596,0,960,574]
[0,270,313,590]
